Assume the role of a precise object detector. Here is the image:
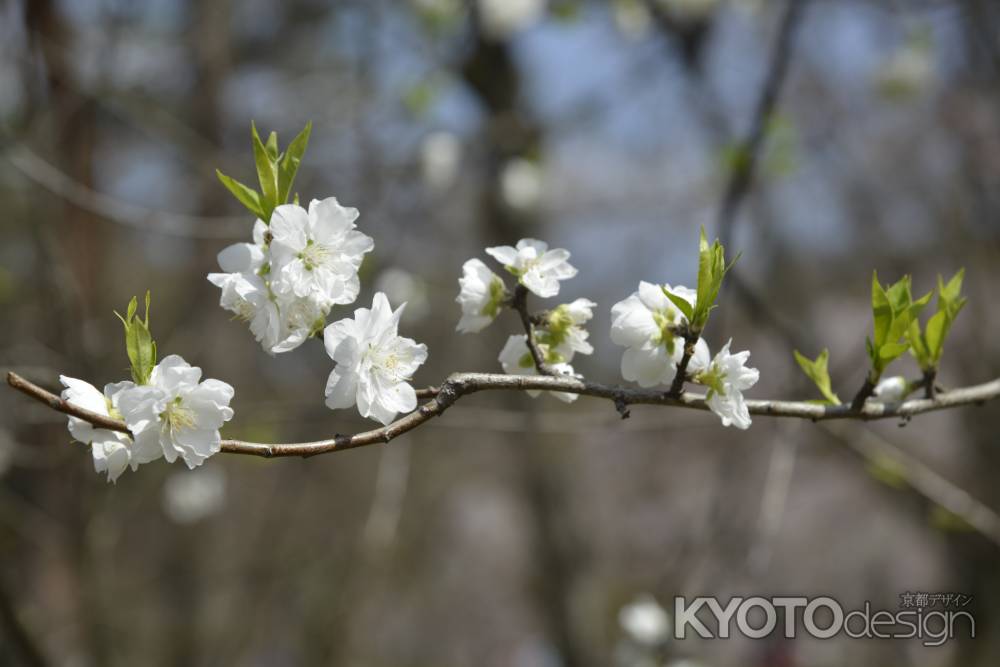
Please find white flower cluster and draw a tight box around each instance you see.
[611,281,759,428]
[208,197,374,354]
[208,187,429,427]
[457,238,593,402]
[60,355,234,483]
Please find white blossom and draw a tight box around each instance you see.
[540,298,596,361]
[619,594,671,646]
[476,0,545,39]
[694,340,760,429]
[610,282,697,387]
[324,292,429,425]
[485,238,577,298]
[873,375,908,402]
[269,197,374,307]
[60,376,136,483]
[118,355,235,469]
[456,258,507,333]
[497,334,579,403]
[209,199,375,355]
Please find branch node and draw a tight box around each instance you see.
[614,393,631,420]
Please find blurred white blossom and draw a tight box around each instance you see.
[376,268,431,323]
[162,466,227,524]
[656,0,718,21]
[874,37,935,99]
[613,0,653,40]
[619,594,671,646]
[420,131,463,191]
[500,158,544,212]
[477,0,545,39]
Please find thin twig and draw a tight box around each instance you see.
[716,0,806,249]
[511,285,554,375]
[667,332,699,397]
[8,371,1000,460]
[821,421,1000,550]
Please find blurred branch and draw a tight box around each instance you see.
[4,146,247,239]
[8,370,1000,458]
[716,0,807,249]
[821,421,1000,550]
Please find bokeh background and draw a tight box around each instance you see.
[2,0,1000,665]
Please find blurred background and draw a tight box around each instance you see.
[1,0,1000,665]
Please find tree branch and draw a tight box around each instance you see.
[716,0,806,249]
[511,284,554,375]
[9,371,1000,460]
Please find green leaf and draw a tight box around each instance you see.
[115,291,157,385]
[216,170,264,219]
[265,131,279,160]
[906,319,931,369]
[878,341,910,364]
[278,121,312,206]
[691,227,732,331]
[251,122,278,221]
[871,271,893,348]
[793,348,841,405]
[663,287,694,322]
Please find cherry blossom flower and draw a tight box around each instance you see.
[610,282,696,387]
[485,238,577,298]
[269,197,374,308]
[693,340,760,429]
[497,334,579,403]
[456,258,507,333]
[118,355,235,469]
[540,297,596,360]
[323,292,429,425]
[60,377,136,483]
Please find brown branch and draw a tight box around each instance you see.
[6,371,130,433]
[511,284,555,375]
[667,332,699,397]
[9,371,1000,460]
